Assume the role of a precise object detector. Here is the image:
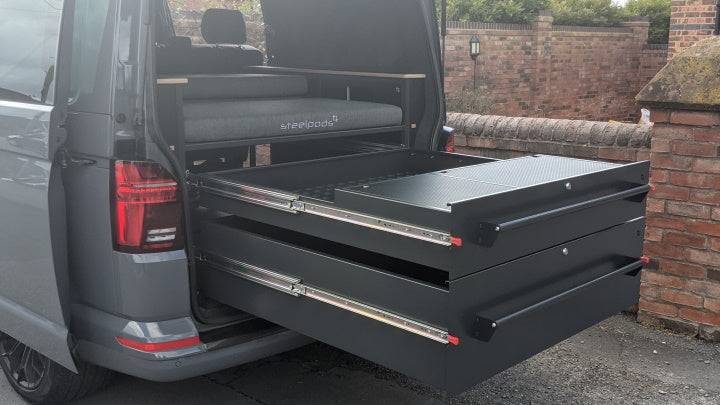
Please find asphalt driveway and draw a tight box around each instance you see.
[2,314,719,404]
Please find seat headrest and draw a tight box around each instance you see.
[201,9,247,44]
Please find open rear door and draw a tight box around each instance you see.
[0,0,75,372]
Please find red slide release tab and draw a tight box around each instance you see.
[640,256,650,264]
[447,335,460,346]
[450,237,463,247]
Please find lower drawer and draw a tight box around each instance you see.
[195,217,645,394]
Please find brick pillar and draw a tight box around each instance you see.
[668,0,718,58]
[531,10,553,116]
[636,37,720,341]
[622,18,650,45]
[621,18,653,100]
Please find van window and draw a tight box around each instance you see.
[0,0,63,105]
[69,0,112,104]
[167,0,265,52]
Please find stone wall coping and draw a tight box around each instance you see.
[447,113,652,149]
[637,36,720,111]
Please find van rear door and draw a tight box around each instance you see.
[0,0,75,372]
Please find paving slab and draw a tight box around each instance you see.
[2,314,718,404]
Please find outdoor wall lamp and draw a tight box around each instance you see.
[469,35,481,59]
[469,35,480,88]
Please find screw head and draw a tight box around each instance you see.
[565,182,572,190]
[562,248,569,256]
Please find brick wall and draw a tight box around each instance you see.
[640,46,670,84]
[444,15,666,122]
[638,109,720,341]
[668,0,718,57]
[635,36,720,341]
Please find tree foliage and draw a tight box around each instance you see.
[443,0,550,24]
[549,0,623,27]
[446,88,493,114]
[623,0,671,43]
[439,0,670,43]
[168,0,261,16]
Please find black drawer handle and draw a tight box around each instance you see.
[479,184,650,247]
[472,260,644,342]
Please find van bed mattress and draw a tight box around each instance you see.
[184,98,403,143]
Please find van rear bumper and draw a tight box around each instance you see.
[71,304,312,381]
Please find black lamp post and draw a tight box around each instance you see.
[469,35,480,88]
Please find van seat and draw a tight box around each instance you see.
[184,98,402,143]
[157,9,263,75]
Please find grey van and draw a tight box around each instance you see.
[0,0,649,403]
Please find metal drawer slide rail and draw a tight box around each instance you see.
[190,174,452,246]
[199,253,453,345]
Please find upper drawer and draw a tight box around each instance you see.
[192,152,650,279]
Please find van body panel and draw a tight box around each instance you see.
[0,102,75,371]
[112,250,191,321]
[70,303,313,382]
[0,293,74,372]
[0,0,77,370]
[64,112,114,159]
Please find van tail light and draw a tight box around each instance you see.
[444,130,455,153]
[112,160,184,253]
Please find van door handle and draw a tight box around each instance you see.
[58,149,96,168]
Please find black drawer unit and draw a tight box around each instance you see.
[189,150,650,279]
[195,216,646,394]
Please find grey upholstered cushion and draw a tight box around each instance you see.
[184,98,402,143]
[183,74,308,100]
[156,41,263,75]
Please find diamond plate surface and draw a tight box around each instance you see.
[438,155,618,187]
[341,174,513,211]
[293,172,418,202]
[341,155,619,210]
